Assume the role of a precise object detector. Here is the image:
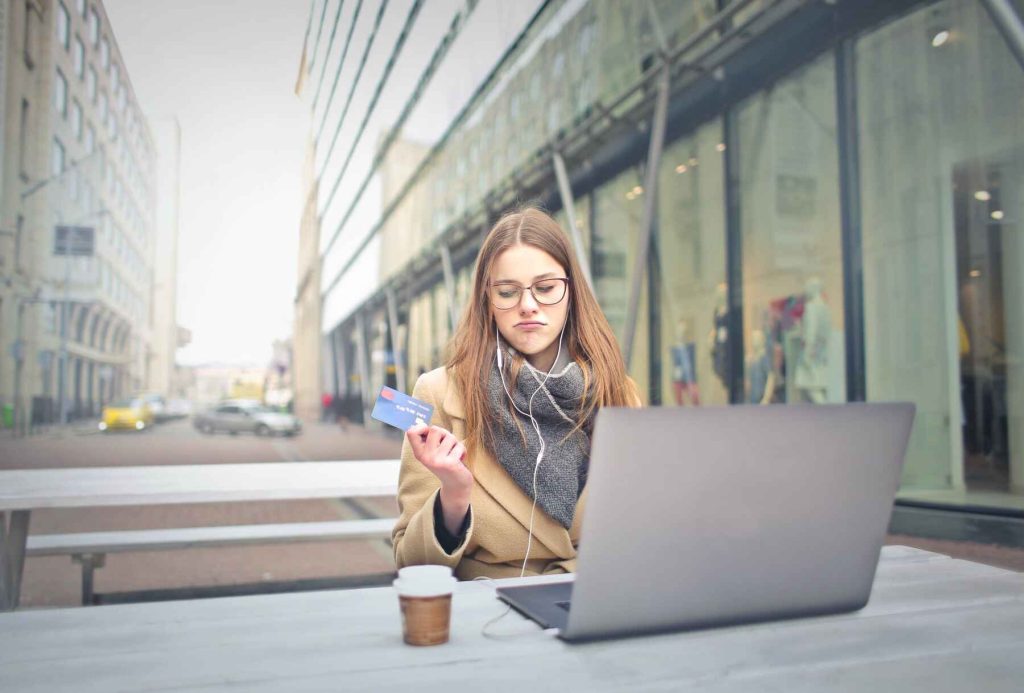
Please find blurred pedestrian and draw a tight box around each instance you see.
[321,392,333,422]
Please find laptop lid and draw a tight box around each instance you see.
[554,402,915,642]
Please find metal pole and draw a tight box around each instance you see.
[0,510,31,610]
[354,311,373,424]
[439,243,459,333]
[552,151,593,290]
[385,288,407,393]
[623,64,671,368]
[980,0,1024,72]
[836,41,866,402]
[59,244,70,425]
[12,302,25,437]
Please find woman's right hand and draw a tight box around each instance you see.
[406,424,473,496]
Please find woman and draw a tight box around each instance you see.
[392,207,640,579]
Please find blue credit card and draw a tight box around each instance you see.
[371,386,434,431]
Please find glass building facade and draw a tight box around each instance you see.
[306,0,1024,520]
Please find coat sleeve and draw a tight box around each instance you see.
[392,372,475,571]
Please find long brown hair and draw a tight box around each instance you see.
[446,206,638,463]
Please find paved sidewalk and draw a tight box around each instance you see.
[1,419,104,440]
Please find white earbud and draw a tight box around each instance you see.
[496,327,504,370]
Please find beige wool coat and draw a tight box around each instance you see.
[392,365,636,580]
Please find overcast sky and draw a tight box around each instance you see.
[104,0,548,366]
[106,0,311,366]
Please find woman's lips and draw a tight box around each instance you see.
[515,321,545,331]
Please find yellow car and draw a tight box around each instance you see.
[99,398,154,432]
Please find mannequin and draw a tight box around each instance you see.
[708,282,729,390]
[794,277,831,404]
[745,329,774,405]
[670,319,700,406]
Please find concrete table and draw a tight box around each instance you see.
[1,546,1022,691]
[0,460,400,610]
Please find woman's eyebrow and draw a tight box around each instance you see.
[493,271,558,283]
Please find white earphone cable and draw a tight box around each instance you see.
[495,320,565,579]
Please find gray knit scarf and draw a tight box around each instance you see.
[486,346,593,529]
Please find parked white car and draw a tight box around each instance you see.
[193,400,301,437]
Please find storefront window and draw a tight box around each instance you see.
[735,52,845,406]
[593,167,650,401]
[656,120,728,407]
[857,0,1024,504]
[407,292,433,389]
[368,311,390,403]
[553,192,591,263]
[431,282,450,369]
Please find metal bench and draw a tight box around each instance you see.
[26,517,396,605]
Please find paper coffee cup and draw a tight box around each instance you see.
[395,566,456,646]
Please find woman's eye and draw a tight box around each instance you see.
[498,289,519,299]
[535,283,555,293]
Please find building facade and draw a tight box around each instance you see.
[298,0,1024,521]
[146,116,183,399]
[0,0,158,432]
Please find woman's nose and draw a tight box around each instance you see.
[519,289,539,312]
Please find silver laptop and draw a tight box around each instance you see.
[497,402,915,642]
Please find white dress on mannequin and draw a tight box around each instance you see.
[795,279,831,403]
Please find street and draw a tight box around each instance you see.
[0,418,403,608]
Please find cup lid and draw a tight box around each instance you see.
[398,565,453,581]
[393,576,456,597]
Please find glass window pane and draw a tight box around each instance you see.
[857,0,1024,505]
[52,138,65,176]
[71,100,82,138]
[73,36,84,77]
[657,119,728,407]
[593,167,650,401]
[735,52,845,406]
[56,2,69,49]
[54,69,67,117]
[89,9,100,46]
[86,66,97,101]
[552,193,591,262]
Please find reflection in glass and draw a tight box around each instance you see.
[593,167,649,401]
[735,52,845,406]
[656,120,727,406]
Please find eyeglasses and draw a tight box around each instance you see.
[488,277,569,310]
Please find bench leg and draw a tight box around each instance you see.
[1,510,31,611]
[71,553,106,606]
